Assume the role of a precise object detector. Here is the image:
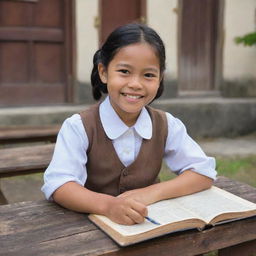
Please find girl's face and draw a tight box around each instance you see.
[98,43,161,126]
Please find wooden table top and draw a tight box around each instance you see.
[0,176,256,256]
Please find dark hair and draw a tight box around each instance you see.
[91,23,166,101]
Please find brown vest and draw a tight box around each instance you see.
[80,103,168,196]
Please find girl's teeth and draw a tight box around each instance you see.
[123,94,141,99]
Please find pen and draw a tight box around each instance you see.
[145,216,161,225]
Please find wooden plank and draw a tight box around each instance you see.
[0,176,255,256]
[99,0,146,44]
[178,0,220,91]
[0,185,8,204]
[0,84,66,106]
[0,201,255,256]
[0,125,59,144]
[32,218,256,256]
[6,0,38,2]
[0,27,63,42]
[0,200,117,256]
[218,240,256,256]
[213,176,256,203]
[0,0,75,106]
[0,144,54,177]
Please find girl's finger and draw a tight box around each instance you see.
[131,200,148,217]
[126,208,145,224]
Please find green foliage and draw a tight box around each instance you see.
[216,156,256,187]
[234,32,256,46]
[216,157,251,175]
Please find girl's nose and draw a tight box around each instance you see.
[128,76,142,90]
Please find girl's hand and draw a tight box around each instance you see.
[118,187,156,205]
[105,196,148,225]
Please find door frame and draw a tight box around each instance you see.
[98,0,146,46]
[63,0,76,103]
[177,0,224,92]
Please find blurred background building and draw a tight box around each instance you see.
[0,0,255,137]
[0,0,255,205]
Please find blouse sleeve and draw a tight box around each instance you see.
[164,112,217,180]
[41,114,89,200]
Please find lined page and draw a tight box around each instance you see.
[173,186,256,223]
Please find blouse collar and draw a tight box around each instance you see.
[99,96,152,140]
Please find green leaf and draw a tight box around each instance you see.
[234,32,256,46]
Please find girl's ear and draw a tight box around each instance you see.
[98,63,108,84]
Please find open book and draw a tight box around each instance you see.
[89,186,256,246]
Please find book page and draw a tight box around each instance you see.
[94,199,200,236]
[173,186,256,223]
[92,186,256,237]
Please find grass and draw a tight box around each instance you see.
[216,156,256,187]
[159,156,256,188]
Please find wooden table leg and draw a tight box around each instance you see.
[218,240,256,256]
[0,183,8,204]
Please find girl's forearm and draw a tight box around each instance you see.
[53,181,148,225]
[150,170,213,203]
[52,181,113,215]
[53,171,213,216]
[118,170,213,206]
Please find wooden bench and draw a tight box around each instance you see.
[0,125,59,204]
[0,143,55,204]
[0,176,255,256]
[0,143,55,178]
[0,125,59,144]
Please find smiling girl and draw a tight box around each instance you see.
[42,24,217,225]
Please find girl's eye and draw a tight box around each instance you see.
[145,73,156,78]
[117,69,129,74]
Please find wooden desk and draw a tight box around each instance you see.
[0,176,255,256]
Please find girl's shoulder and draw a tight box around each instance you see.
[62,113,82,129]
[60,114,86,139]
[146,106,187,134]
[146,105,167,121]
[146,105,177,123]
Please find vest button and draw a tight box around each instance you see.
[120,187,126,193]
[123,169,128,176]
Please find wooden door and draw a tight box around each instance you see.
[178,0,221,91]
[0,0,74,106]
[99,0,146,45]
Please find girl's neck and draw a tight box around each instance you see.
[117,111,139,127]
[109,98,141,127]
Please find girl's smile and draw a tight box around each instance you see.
[98,43,161,126]
[121,93,143,101]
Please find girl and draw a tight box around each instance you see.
[42,23,216,225]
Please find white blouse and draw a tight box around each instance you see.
[42,97,217,200]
